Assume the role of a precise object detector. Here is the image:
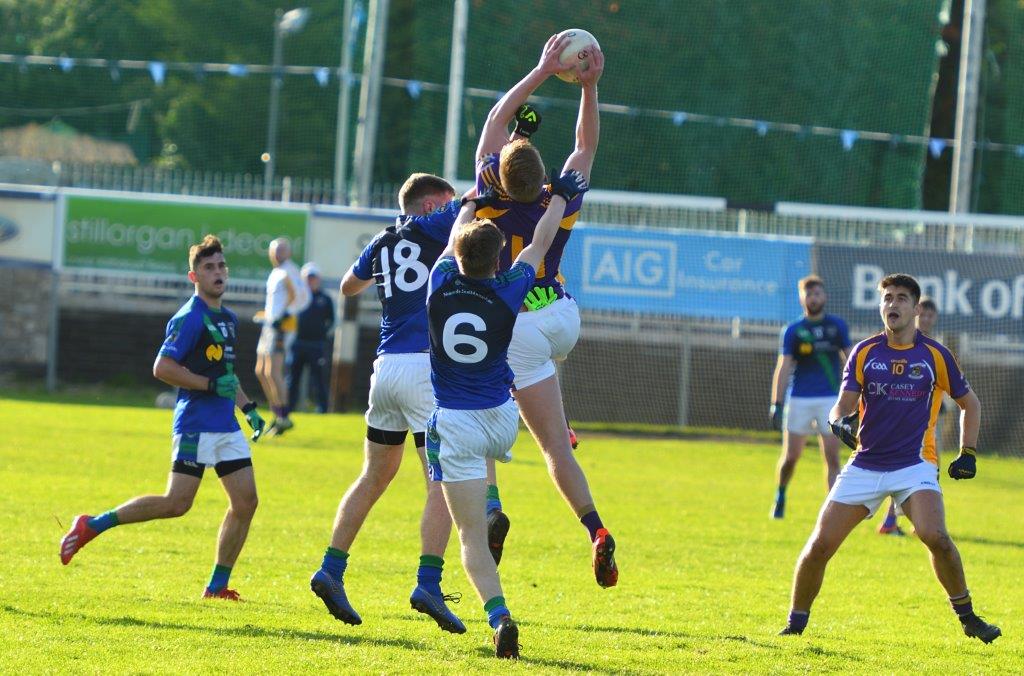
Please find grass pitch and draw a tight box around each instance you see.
[1,394,1021,673]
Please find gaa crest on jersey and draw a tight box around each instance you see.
[206,344,224,362]
[799,343,813,355]
[908,363,926,380]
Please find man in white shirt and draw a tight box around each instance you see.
[254,237,309,435]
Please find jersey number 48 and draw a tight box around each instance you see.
[379,240,429,298]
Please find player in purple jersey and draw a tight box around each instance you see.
[309,174,470,633]
[878,296,940,536]
[60,236,266,601]
[780,274,1000,643]
[473,33,617,589]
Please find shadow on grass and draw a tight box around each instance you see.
[471,645,626,672]
[1,604,424,651]
[953,534,1024,550]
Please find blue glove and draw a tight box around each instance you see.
[549,168,589,202]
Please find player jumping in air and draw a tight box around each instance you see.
[254,237,309,436]
[779,274,1000,644]
[878,295,941,536]
[310,174,468,632]
[473,33,616,588]
[770,275,851,518]
[60,235,266,600]
[425,168,590,659]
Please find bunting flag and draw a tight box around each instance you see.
[3,50,1023,162]
[148,61,166,85]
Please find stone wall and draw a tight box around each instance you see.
[0,264,52,379]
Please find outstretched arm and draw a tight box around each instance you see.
[562,48,604,181]
[476,33,569,158]
[440,200,480,259]
[515,170,589,271]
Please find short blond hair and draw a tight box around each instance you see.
[454,219,505,278]
[498,139,544,203]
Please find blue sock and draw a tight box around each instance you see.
[87,510,120,534]
[775,486,787,503]
[486,484,502,515]
[207,564,232,593]
[484,595,510,629]
[581,510,604,540]
[882,501,898,528]
[788,610,809,632]
[322,546,349,581]
[417,555,444,596]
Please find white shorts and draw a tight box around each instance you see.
[784,396,836,436]
[365,352,432,433]
[426,399,520,482]
[257,324,296,356]
[171,430,251,477]
[508,296,581,390]
[827,460,942,518]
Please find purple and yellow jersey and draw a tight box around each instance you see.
[841,331,969,471]
[475,153,583,297]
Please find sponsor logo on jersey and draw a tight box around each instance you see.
[206,344,224,361]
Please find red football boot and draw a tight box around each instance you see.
[592,528,618,588]
[60,515,98,565]
[202,587,242,601]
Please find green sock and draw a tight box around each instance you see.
[486,484,502,514]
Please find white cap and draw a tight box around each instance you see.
[301,262,320,277]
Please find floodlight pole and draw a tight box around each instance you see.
[264,7,310,202]
[264,11,285,201]
[950,0,987,214]
[333,0,361,205]
[353,0,388,206]
[442,0,469,183]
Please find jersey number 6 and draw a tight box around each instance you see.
[380,240,428,298]
[442,312,488,364]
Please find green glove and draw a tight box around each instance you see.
[207,373,239,400]
[242,402,266,442]
[523,286,558,311]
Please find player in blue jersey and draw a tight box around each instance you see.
[425,168,589,659]
[309,174,469,633]
[473,33,617,588]
[779,274,1000,643]
[59,236,266,600]
[769,275,851,519]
